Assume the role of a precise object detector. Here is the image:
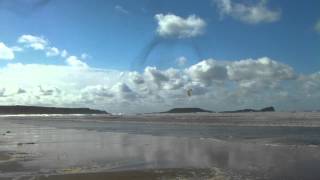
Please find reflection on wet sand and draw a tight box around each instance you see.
[1,116,320,179]
[34,168,227,180]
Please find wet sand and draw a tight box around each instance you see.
[32,168,227,180]
[1,112,320,179]
[4,112,320,127]
[0,152,10,161]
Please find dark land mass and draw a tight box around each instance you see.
[162,108,213,113]
[0,105,108,114]
[161,107,275,114]
[221,106,275,113]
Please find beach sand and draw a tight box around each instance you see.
[0,152,10,161]
[30,168,227,180]
[1,112,320,179]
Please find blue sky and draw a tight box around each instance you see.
[0,0,320,113]
[0,0,319,72]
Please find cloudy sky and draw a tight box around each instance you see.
[0,0,320,113]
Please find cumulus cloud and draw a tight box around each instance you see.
[82,85,114,99]
[144,67,169,87]
[11,46,23,52]
[129,72,145,85]
[176,56,188,67]
[0,42,15,60]
[0,63,120,108]
[61,50,68,58]
[18,34,61,57]
[18,34,48,50]
[0,56,320,113]
[17,35,90,68]
[66,56,89,68]
[214,0,281,24]
[112,83,137,101]
[46,47,60,57]
[187,59,228,84]
[17,88,27,94]
[0,88,6,97]
[155,13,206,38]
[226,57,295,81]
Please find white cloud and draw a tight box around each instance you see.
[226,57,295,81]
[46,47,60,57]
[0,56,320,113]
[0,88,6,97]
[17,35,90,69]
[81,53,90,60]
[0,33,317,113]
[155,13,206,38]
[111,83,137,101]
[144,66,169,87]
[129,72,145,85]
[66,56,89,68]
[18,34,48,50]
[17,88,27,94]
[214,0,281,24]
[0,42,15,60]
[0,63,122,107]
[115,5,129,14]
[39,86,61,96]
[176,56,188,67]
[315,19,320,33]
[18,35,63,58]
[11,46,23,52]
[187,59,228,84]
[82,85,114,98]
[61,50,68,58]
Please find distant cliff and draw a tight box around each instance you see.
[221,106,275,113]
[0,106,108,114]
[162,108,213,113]
[160,107,275,114]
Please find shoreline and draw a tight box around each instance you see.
[1,113,320,179]
[2,112,320,127]
[32,168,227,180]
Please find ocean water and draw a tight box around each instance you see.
[5,115,320,145]
[1,115,320,179]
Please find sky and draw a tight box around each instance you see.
[0,0,320,113]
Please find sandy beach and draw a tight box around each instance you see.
[1,112,320,180]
